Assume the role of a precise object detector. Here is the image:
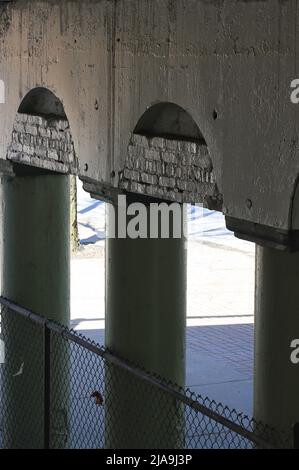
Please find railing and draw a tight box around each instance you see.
[0,297,293,449]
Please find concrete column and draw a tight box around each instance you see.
[254,244,299,439]
[2,173,70,448]
[3,173,70,320]
[105,197,187,448]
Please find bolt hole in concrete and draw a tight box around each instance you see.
[246,198,253,210]
[71,179,255,416]
[212,109,218,120]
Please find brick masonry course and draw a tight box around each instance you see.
[119,134,222,209]
[7,113,77,174]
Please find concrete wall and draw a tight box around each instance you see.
[0,0,298,233]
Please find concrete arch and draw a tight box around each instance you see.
[7,87,78,175]
[119,101,222,210]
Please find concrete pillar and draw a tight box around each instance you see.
[2,172,70,448]
[105,196,187,448]
[254,244,299,439]
[3,173,70,320]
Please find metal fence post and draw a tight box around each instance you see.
[44,324,51,449]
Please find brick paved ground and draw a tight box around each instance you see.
[186,324,253,416]
[77,323,254,417]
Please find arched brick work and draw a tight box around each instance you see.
[7,88,77,174]
[119,103,222,209]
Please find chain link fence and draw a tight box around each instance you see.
[0,297,292,449]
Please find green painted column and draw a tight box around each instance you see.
[2,173,70,448]
[254,244,299,443]
[3,173,70,320]
[105,197,187,449]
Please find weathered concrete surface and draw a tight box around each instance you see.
[0,0,298,233]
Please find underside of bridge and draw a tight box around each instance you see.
[0,0,299,450]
